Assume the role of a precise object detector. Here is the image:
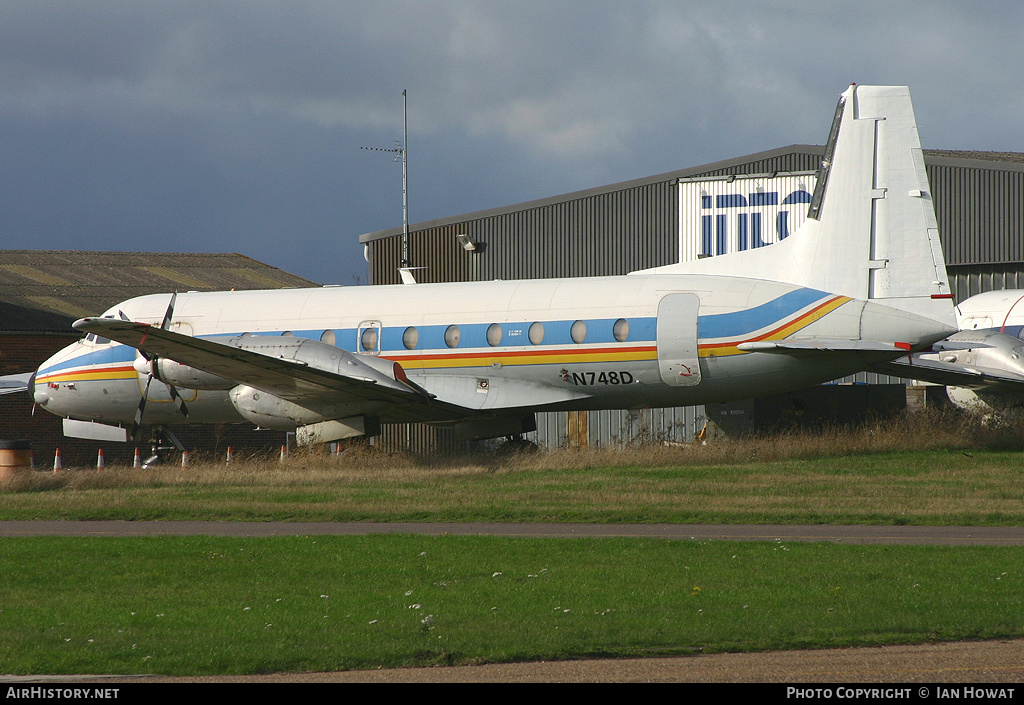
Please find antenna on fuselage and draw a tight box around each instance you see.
[362,89,414,282]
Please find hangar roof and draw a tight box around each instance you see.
[0,251,320,334]
[359,145,1024,243]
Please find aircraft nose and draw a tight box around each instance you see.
[31,362,51,406]
[31,343,80,407]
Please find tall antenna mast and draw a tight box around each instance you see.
[362,89,411,269]
[401,88,409,268]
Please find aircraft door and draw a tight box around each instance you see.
[357,320,382,356]
[657,293,701,386]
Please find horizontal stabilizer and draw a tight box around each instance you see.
[874,357,1024,391]
[737,339,910,354]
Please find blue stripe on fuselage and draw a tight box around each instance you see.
[696,288,829,339]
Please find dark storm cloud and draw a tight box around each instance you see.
[1,1,1021,286]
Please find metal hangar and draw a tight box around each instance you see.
[360,145,1024,450]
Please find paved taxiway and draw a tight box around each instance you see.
[9,639,1016,683]
[6,520,1023,683]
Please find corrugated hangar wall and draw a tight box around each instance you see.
[362,146,1024,451]
[926,154,1024,300]
[367,148,824,286]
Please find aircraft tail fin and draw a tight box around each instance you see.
[635,84,955,327]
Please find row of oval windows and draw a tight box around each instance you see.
[331,318,632,352]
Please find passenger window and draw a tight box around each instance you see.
[529,322,544,345]
[613,318,629,342]
[361,328,379,352]
[320,330,336,346]
[403,327,419,350]
[570,320,586,344]
[445,325,461,348]
[486,323,502,347]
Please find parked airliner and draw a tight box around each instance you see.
[876,290,1024,411]
[28,85,958,452]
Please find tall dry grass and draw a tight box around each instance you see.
[499,405,1024,472]
[6,407,1023,495]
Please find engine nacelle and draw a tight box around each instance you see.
[225,334,415,386]
[134,357,236,390]
[221,335,414,434]
[228,384,390,431]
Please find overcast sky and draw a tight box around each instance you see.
[2,1,1021,287]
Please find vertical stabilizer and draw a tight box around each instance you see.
[635,85,955,328]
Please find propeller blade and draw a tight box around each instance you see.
[168,385,190,419]
[160,292,177,330]
[132,375,154,441]
[129,293,190,429]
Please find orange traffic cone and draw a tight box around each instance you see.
[96,449,105,470]
[133,447,142,468]
[53,448,62,473]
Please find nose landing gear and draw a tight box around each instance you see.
[142,426,186,468]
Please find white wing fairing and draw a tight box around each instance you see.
[31,85,959,445]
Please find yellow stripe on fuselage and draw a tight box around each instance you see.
[698,295,851,357]
[391,345,659,370]
[35,366,137,384]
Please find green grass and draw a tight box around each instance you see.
[4,412,1024,676]
[2,535,1022,675]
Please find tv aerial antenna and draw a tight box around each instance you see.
[362,89,412,272]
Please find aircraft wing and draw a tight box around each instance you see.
[0,372,32,396]
[73,317,473,423]
[873,357,1024,391]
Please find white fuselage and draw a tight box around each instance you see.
[33,272,954,435]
